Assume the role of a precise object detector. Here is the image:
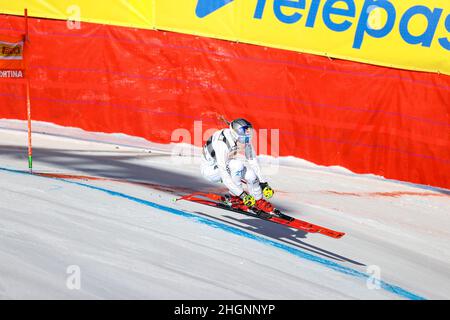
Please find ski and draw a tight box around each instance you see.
[176,192,345,239]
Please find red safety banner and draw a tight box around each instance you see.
[0,14,449,189]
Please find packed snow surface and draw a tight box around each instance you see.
[0,120,449,299]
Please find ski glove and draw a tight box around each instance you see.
[260,182,274,199]
[239,191,256,207]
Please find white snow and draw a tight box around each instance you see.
[0,119,449,300]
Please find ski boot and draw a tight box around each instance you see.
[249,199,275,219]
[254,199,274,213]
[223,194,249,211]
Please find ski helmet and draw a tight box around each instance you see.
[229,118,254,144]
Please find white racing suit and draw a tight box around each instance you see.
[201,128,266,200]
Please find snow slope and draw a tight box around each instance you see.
[0,120,449,300]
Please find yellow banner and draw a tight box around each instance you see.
[1,1,449,75]
[0,0,155,29]
[156,0,450,75]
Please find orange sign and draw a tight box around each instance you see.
[0,34,24,77]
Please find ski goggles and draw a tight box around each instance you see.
[236,125,253,144]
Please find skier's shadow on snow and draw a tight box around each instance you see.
[194,211,365,266]
[0,145,219,194]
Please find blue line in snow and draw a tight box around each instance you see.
[0,166,426,300]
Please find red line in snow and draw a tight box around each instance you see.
[35,172,193,194]
[325,191,448,198]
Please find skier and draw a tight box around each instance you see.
[201,118,275,213]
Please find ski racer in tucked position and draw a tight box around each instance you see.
[200,118,275,214]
